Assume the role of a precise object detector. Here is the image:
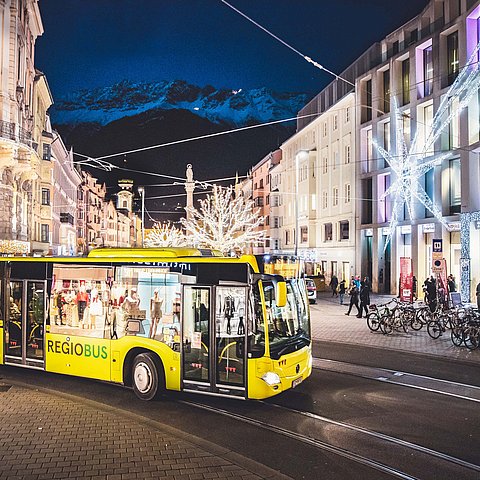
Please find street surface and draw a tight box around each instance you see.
[0,291,479,479]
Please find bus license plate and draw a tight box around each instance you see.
[292,376,303,388]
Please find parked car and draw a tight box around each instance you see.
[305,278,317,304]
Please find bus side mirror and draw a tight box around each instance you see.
[275,281,287,307]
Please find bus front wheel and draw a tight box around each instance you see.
[132,353,161,401]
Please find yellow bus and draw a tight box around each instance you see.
[0,248,312,400]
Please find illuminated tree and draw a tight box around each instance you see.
[182,185,265,255]
[144,222,188,247]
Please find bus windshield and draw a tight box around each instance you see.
[263,279,310,359]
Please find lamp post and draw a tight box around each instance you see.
[138,186,145,247]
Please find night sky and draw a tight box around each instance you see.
[36,0,430,99]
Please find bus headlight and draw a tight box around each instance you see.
[261,372,281,386]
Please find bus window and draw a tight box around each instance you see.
[115,266,182,347]
[246,283,265,358]
[262,280,311,359]
[50,265,114,339]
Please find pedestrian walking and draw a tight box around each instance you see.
[426,276,437,312]
[447,274,456,293]
[345,283,360,316]
[476,282,480,311]
[354,275,361,289]
[358,280,370,318]
[330,274,339,297]
[338,279,346,305]
[412,276,418,301]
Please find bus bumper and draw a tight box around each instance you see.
[247,345,312,400]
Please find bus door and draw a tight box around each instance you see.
[5,280,46,368]
[182,285,247,398]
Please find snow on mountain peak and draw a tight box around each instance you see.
[50,79,308,127]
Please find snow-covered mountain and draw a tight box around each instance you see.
[51,79,309,126]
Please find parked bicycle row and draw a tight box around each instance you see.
[365,298,480,351]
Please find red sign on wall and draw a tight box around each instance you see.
[400,257,413,303]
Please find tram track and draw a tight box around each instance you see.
[180,396,480,480]
[313,357,480,403]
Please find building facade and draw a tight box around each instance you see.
[281,94,357,280]
[0,0,45,254]
[51,130,81,255]
[356,0,480,297]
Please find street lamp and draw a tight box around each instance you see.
[138,186,145,247]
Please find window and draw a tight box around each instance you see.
[322,191,328,209]
[323,122,327,136]
[364,79,372,122]
[301,226,308,243]
[41,224,49,243]
[361,178,373,224]
[402,59,410,105]
[447,31,459,86]
[345,107,350,123]
[285,230,290,245]
[42,144,51,161]
[41,188,50,205]
[345,145,351,164]
[409,29,418,45]
[344,183,351,203]
[323,157,328,174]
[383,69,390,114]
[324,223,333,241]
[333,151,338,170]
[424,169,434,218]
[449,158,461,214]
[333,115,338,130]
[274,217,280,228]
[340,221,349,240]
[423,45,433,96]
[333,187,339,206]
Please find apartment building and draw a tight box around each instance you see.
[250,150,281,254]
[0,0,45,254]
[51,130,82,255]
[281,94,356,280]
[356,0,480,297]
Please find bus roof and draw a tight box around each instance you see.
[87,247,223,258]
[0,248,260,271]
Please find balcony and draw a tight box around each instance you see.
[0,120,34,149]
[60,213,75,225]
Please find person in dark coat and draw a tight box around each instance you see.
[476,282,480,311]
[345,283,360,316]
[358,281,370,318]
[338,279,346,305]
[412,276,418,301]
[330,274,339,297]
[426,276,437,312]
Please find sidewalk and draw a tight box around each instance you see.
[310,291,480,364]
[0,381,290,480]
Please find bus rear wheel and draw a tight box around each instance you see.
[132,353,161,401]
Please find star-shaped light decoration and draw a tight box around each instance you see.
[375,41,480,250]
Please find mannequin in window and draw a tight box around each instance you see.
[149,289,163,339]
[76,285,89,324]
[223,295,235,335]
[122,288,140,316]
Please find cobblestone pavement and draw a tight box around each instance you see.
[0,383,290,480]
[311,291,480,364]
[1,291,478,480]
